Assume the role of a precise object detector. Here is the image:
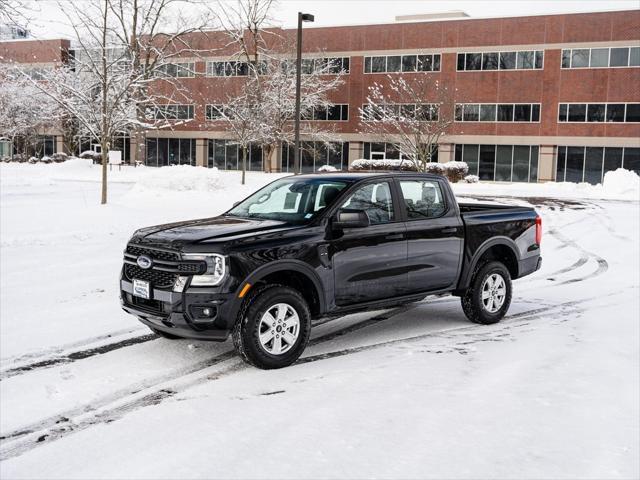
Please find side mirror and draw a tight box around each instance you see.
[333,209,370,229]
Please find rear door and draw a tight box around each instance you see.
[330,179,408,306]
[396,177,463,293]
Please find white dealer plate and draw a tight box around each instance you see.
[133,279,150,299]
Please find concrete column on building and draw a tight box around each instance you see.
[55,135,66,154]
[437,142,454,163]
[268,144,281,172]
[348,141,364,169]
[196,138,207,167]
[129,138,137,165]
[538,145,556,182]
[130,131,148,165]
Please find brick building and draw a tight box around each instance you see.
[1,9,639,183]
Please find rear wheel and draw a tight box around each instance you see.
[232,285,311,369]
[461,261,512,325]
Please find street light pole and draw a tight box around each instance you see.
[293,12,314,174]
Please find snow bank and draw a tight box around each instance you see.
[602,168,640,197]
[130,165,222,193]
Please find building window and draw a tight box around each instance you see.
[281,141,348,173]
[146,104,194,120]
[558,103,640,123]
[454,144,539,182]
[455,103,540,122]
[363,142,438,163]
[301,104,349,121]
[145,138,196,167]
[299,57,350,74]
[456,50,543,71]
[361,103,439,122]
[561,46,640,68]
[364,53,441,73]
[35,135,55,157]
[207,139,263,171]
[156,62,195,78]
[205,105,226,120]
[206,61,252,77]
[556,146,640,184]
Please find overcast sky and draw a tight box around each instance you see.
[24,0,640,40]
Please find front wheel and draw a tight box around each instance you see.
[232,285,311,369]
[461,261,512,325]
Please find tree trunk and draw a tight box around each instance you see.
[101,141,108,205]
[100,0,108,205]
[241,146,247,185]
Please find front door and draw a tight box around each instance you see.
[396,178,463,293]
[331,180,407,306]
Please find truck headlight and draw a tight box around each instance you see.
[183,254,226,287]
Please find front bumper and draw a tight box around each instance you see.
[120,279,241,341]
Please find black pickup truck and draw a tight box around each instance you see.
[121,173,542,369]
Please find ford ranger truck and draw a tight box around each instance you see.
[121,173,542,369]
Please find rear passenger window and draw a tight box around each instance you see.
[399,180,446,219]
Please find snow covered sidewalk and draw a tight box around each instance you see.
[0,162,638,479]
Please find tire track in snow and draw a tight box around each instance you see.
[0,334,157,381]
[0,327,148,370]
[546,228,608,285]
[4,290,627,462]
[0,305,415,459]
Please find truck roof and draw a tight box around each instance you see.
[292,171,444,182]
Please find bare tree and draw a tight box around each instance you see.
[359,75,454,171]
[21,0,215,204]
[0,0,29,29]
[217,0,345,180]
[106,0,216,165]
[0,64,61,158]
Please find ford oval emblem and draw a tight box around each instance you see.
[136,255,153,269]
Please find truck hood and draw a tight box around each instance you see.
[131,215,295,247]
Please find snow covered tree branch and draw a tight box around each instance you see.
[359,75,455,171]
[216,0,345,181]
[0,64,61,158]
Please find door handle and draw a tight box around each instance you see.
[441,227,457,234]
[385,233,405,240]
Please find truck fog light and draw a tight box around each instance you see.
[173,276,188,293]
[203,308,212,316]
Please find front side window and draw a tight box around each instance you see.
[339,181,395,225]
[227,178,348,224]
[399,180,446,219]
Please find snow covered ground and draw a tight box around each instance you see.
[1,161,639,479]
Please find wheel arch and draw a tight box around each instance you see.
[457,237,520,291]
[239,260,326,318]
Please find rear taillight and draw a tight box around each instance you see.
[535,215,542,245]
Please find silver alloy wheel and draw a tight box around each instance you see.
[258,303,300,355]
[481,273,507,313]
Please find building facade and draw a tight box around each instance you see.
[1,9,639,183]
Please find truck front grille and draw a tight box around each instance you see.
[123,244,205,289]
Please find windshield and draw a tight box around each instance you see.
[226,177,349,224]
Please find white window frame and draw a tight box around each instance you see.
[557,102,640,123]
[456,50,544,72]
[455,143,540,183]
[363,53,442,74]
[560,46,640,69]
[454,103,542,123]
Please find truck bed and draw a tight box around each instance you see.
[457,202,540,281]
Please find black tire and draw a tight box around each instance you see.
[149,327,181,340]
[232,284,311,370]
[461,261,512,325]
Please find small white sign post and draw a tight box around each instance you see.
[108,150,122,171]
